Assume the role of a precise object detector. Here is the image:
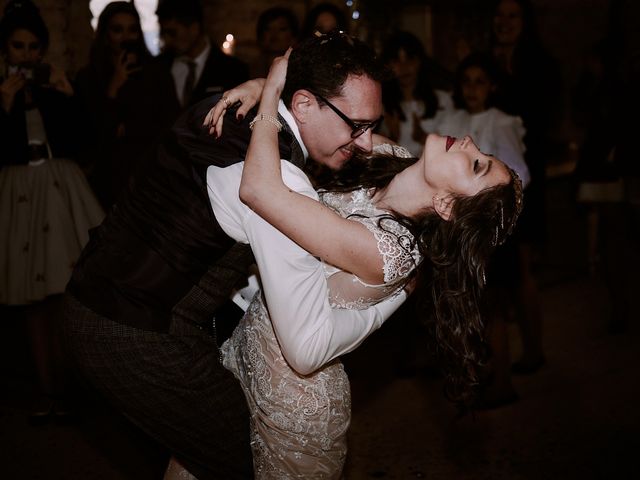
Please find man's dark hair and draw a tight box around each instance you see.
[156,0,203,26]
[281,31,388,107]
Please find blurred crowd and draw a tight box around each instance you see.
[1,0,637,420]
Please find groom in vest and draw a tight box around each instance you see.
[64,33,396,479]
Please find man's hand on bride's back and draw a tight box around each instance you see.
[204,79,266,137]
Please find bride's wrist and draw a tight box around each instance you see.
[249,113,282,131]
[257,93,279,113]
[262,85,282,100]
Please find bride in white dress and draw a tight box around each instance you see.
[204,51,523,478]
[221,144,420,477]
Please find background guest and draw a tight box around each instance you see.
[380,30,453,157]
[252,6,299,77]
[75,1,155,208]
[488,0,562,377]
[154,0,248,110]
[572,0,639,334]
[0,0,103,422]
[301,2,349,38]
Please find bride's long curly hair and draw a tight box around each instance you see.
[313,151,523,409]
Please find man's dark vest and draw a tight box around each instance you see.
[67,96,305,332]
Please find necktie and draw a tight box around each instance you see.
[182,59,197,106]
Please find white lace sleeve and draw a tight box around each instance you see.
[319,179,421,310]
[326,215,421,310]
[359,216,420,284]
[373,143,414,158]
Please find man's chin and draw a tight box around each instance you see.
[316,157,347,172]
[334,149,356,170]
[329,158,350,171]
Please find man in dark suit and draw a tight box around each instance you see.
[63,33,393,479]
[151,0,248,117]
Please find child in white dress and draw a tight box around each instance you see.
[436,52,530,187]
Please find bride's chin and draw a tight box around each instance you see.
[423,132,440,150]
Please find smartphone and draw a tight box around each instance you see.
[120,40,143,70]
[8,63,50,86]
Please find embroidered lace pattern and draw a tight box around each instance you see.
[319,188,421,309]
[221,294,350,479]
[221,144,420,478]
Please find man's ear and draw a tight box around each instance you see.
[433,194,454,221]
[290,90,314,124]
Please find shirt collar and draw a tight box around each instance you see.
[278,100,309,161]
[178,37,210,71]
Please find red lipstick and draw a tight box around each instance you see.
[446,136,456,151]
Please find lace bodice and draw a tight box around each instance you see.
[222,295,350,478]
[319,143,421,310]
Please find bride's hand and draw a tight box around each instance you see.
[262,47,291,97]
[203,78,266,137]
[204,49,291,137]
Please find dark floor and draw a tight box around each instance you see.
[2,175,639,479]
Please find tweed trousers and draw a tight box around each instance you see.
[63,293,254,479]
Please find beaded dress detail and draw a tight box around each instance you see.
[221,144,420,478]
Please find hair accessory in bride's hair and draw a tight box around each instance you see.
[314,29,353,46]
[492,167,523,247]
[509,167,524,220]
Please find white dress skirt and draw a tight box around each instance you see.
[0,158,104,305]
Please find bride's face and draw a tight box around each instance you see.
[420,134,510,197]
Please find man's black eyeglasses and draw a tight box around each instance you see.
[309,91,383,139]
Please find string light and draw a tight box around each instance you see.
[222,33,235,55]
[345,1,359,22]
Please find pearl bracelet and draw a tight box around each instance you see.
[249,113,283,132]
